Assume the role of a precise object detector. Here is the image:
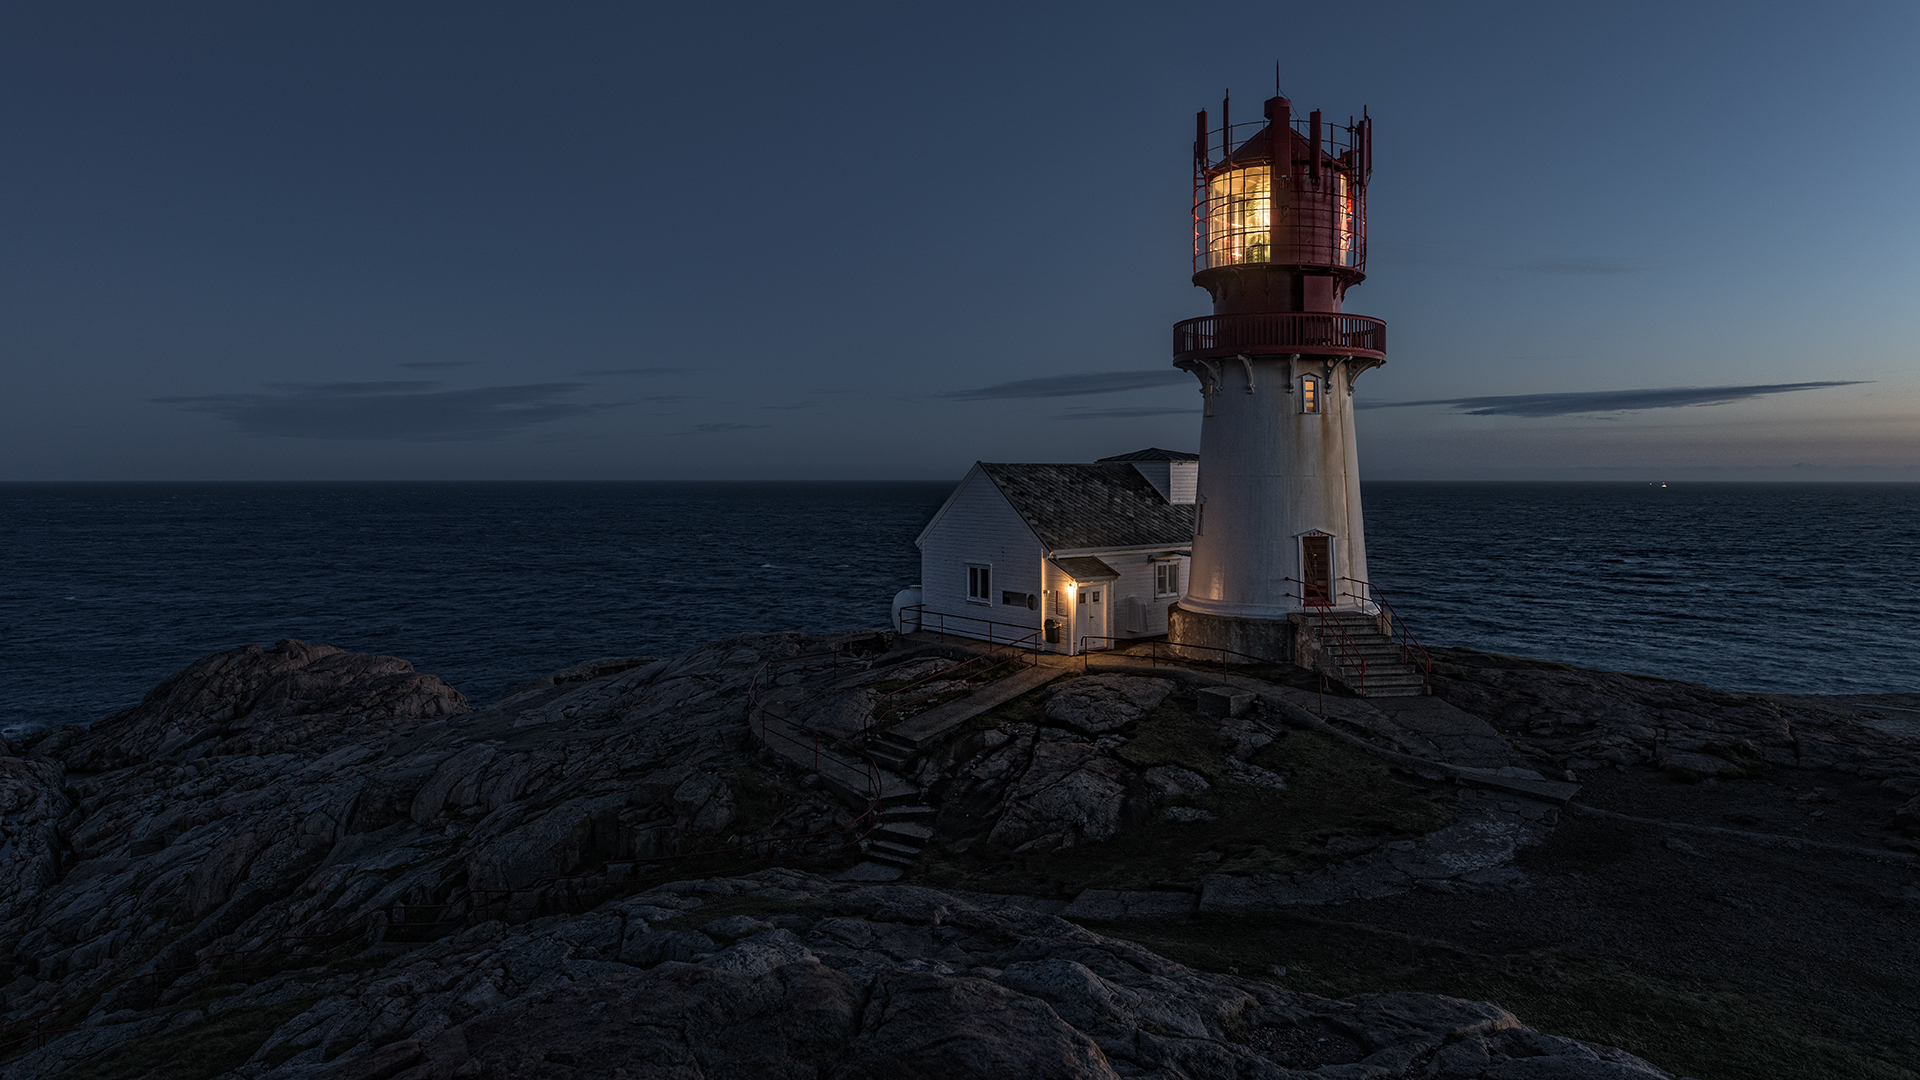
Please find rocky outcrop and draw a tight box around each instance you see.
[1043,674,1174,735]
[0,758,70,931]
[1428,649,1920,791]
[61,640,468,772]
[0,635,864,1044]
[0,871,1673,1079]
[18,632,1907,1076]
[986,739,1139,853]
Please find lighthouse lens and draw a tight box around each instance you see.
[1202,165,1270,268]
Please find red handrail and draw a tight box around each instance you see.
[1284,579,1368,695]
[1341,576,1433,695]
[1174,311,1386,362]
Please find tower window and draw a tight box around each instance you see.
[1301,375,1321,414]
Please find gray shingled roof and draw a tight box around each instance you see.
[1096,447,1198,462]
[980,463,1195,552]
[1049,556,1120,581]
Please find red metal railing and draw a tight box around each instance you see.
[1285,579,1369,695]
[1341,576,1433,695]
[1173,311,1385,362]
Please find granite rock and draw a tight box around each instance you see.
[1044,675,1174,735]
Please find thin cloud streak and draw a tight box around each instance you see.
[1053,406,1195,420]
[939,369,1191,400]
[1359,382,1866,418]
[578,366,690,376]
[157,381,614,441]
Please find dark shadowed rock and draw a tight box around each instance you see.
[25,633,1898,1077]
[986,741,1135,853]
[1043,675,1174,735]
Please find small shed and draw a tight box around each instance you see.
[909,449,1196,654]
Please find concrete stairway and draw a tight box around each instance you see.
[858,804,936,868]
[752,703,921,809]
[1306,611,1427,698]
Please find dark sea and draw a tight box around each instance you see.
[4,481,1917,740]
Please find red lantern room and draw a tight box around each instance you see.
[1175,95,1385,365]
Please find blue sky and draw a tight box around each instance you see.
[2,0,1915,480]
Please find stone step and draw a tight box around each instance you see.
[865,747,915,771]
[861,845,919,867]
[1328,656,1420,673]
[865,838,923,858]
[878,821,934,842]
[1349,672,1425,687]
[1320,626,1397,641]
[879,804,936,821]
[872,731,916,750]
[1328,643,1403,658]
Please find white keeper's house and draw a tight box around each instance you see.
[902,448,1196,655]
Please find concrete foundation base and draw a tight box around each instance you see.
[1166,604,1301,665]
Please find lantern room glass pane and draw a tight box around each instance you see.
[1203,165,1270,268]
[1333,173,1358,268]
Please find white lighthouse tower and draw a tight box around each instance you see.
[1166,93,1389,666]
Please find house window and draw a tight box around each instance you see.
[1301,375,1321,414]
[1155,562,1182,598]
[966,564,991,604]
[1049,589,1068,617]
[1001,590,1036,609]
[1083,589,1101,604]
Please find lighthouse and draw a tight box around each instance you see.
[1166,92,1388,664]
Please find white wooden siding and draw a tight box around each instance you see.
[1051,551,1192,642]
[1102,554,1169,638]
[1167,461,1198,504]
[917,466,1045,643]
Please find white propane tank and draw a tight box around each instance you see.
[891,586,923,634]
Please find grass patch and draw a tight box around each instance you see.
[1082,912,1916,1080]
[56,995,318,1080]
[916,700,1454,896]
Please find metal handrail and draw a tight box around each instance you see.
[902,605,1058,651]
[1074,635,1283,674]
[1284,579,1368,695]
[1174,311,1386,362]
[1341,576,1433,695]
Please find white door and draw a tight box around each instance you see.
[1077,585,1108,650]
